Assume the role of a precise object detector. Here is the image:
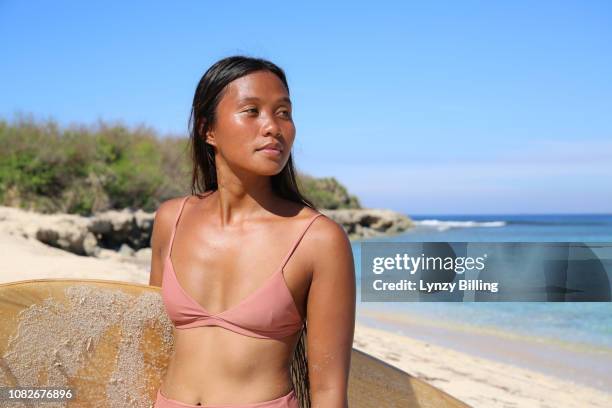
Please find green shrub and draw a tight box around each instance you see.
[0,116,360,214]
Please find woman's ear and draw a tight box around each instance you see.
[198,120,215,146]
[205,129,216,147]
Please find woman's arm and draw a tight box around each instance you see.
[149,199,181,287]
[306,218,356,408]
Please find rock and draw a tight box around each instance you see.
[83,232,100,256]
[299,176,362,209]
[134,209,154,230]
[32,215,92,255]
[321,208,414,239]
[118,243,135,257]
[90,209,153,249]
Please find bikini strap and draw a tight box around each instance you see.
[278,212,324,272]
[167,195,191,257]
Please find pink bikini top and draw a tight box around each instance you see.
[161,193,323,340]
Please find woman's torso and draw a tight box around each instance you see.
[159,192,320,405]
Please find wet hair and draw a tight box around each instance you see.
[188,55,314,408]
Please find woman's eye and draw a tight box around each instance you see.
[279,110,291,118]
[245,108,258,114]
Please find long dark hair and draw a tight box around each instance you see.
[188,55,314,408]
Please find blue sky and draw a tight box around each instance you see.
[1,1,610,214]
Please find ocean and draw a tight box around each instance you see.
[353,213,612,350]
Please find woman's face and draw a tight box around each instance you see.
[205,70,295,176]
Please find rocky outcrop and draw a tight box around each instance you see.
[0,205,413,260]
[300,176,362,209]
[0,206,154,260]
[321,208,414,239]
[88,209,154,251]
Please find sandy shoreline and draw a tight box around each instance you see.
[353,322,611,408]
[357,307,612,393]
[1,231,610,407]
[0,231,149,285]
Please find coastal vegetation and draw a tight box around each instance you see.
[0,116,361,215]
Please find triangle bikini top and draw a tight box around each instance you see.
[161,192,324,339]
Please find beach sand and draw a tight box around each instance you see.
[353,322,611,408]
[1,230,610,407]
[0,230,149,285]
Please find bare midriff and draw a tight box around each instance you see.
[159,326,301,405]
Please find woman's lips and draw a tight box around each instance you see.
[258,147,282,156]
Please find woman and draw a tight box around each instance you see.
[149,55,356,408]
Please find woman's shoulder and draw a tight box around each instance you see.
[155,195,191,221]
[157,191,212,212]
[296,207,353,278]
[298,206,348,244]
[150,196,192,259]
[153,195,205,241]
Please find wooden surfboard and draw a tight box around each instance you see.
[0,279,468,407]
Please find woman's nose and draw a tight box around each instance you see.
[261,113,283,136]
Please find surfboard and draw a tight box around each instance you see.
[348,349,468,407]
[0,279,468,407]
